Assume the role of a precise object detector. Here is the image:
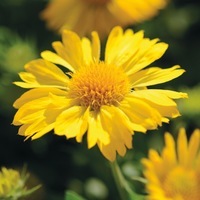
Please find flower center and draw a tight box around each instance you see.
[68,62,130,111]
[163,166,200,200]
[82,0,110,5]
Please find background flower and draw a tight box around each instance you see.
[40,0,168,38]
[142,128,200,200]
[13,26,187,161]
[0,167,41,200]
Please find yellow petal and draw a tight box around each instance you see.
[54,106,88,140]
[93,106,135,160]
[81,37,93,65]
[125,41,168,75]
[17,117,54,141]
[132,90,176,106]
[177,128,188,166]
[91,31,100,62]
[148,150,167,179]
[100,106,133,149]
[87,111,110,149]
[62,30,84,69]
[23,59,69,88]
[156,89,188,99]
[157,105,181,118]
[132,89,188,107]
[13,88,66,108]
[120,95,163,129]
[105,26,123,64]
[162,133,177,167]
[129,65,185,87]
[114,0,167,22]
[105,26,144,67]
[32,123,55,140]
[52,41,81,71]
[14,72,39,88]
[187,129,200,167]
[41,50,75,72]
[14,108,45,125]
[97,141,116,162]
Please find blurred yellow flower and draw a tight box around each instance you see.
[13,26,187,161]
[0,167,40,199]
[142,128,200,200]
[0,167,21,198]
[40,0,168,38]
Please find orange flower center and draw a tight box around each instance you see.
[163,166,200,200]
[68,62,130,111]
[82,0,110,5]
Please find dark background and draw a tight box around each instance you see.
[0,0,199,199]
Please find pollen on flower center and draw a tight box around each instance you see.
[68,62,130,111]
[163,167,200,199]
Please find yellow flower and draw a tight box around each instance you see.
[0,167,40,199]
[40,0,168,38]
[142,128,200,200]
[13,26,187,161]
[0,167,21,198]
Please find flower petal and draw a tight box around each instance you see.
[41,50,75,72]
[120,95,163,130]
[15,59,69,89]
[97,141,116,162]
[31,123,55,140]
[101,106,133,148]
[177,128,188,166]
[87,111,110,149]
[13,97,50,125]
[18,120,54,140]
[131,89,187,107]
[188,129,200,167]
[81,37,93,65]
[129,65,185,87]
[125,41,168,75]
[14,72,40,88]
[162,133,177,169]
[13,88,66,108]
[54,106,88,141]
[62,29,84,69]
[130,90,187,118]
[96,106,135,161]
[105,26,144,67]
[91,31,100,62]
[113,0,167,22]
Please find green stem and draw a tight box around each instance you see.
[110,160,145,200]
[109,160,128,200]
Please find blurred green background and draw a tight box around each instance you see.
[0,0,199,199]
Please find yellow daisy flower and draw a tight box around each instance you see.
[0,167,40,199]
[142,128,200,200]
[13,26,187,161]
[40,0,168,38]
[0,167,21,198]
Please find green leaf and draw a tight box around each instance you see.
[65,191,86,200]
[128,191,146,200]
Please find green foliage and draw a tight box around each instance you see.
[65,191,86,200]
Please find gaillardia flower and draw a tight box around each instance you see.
[0,167,40,199]
[0,167,21,198]
[13,26,187,161]
[40,0,168,38]
[142,128,200,200]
